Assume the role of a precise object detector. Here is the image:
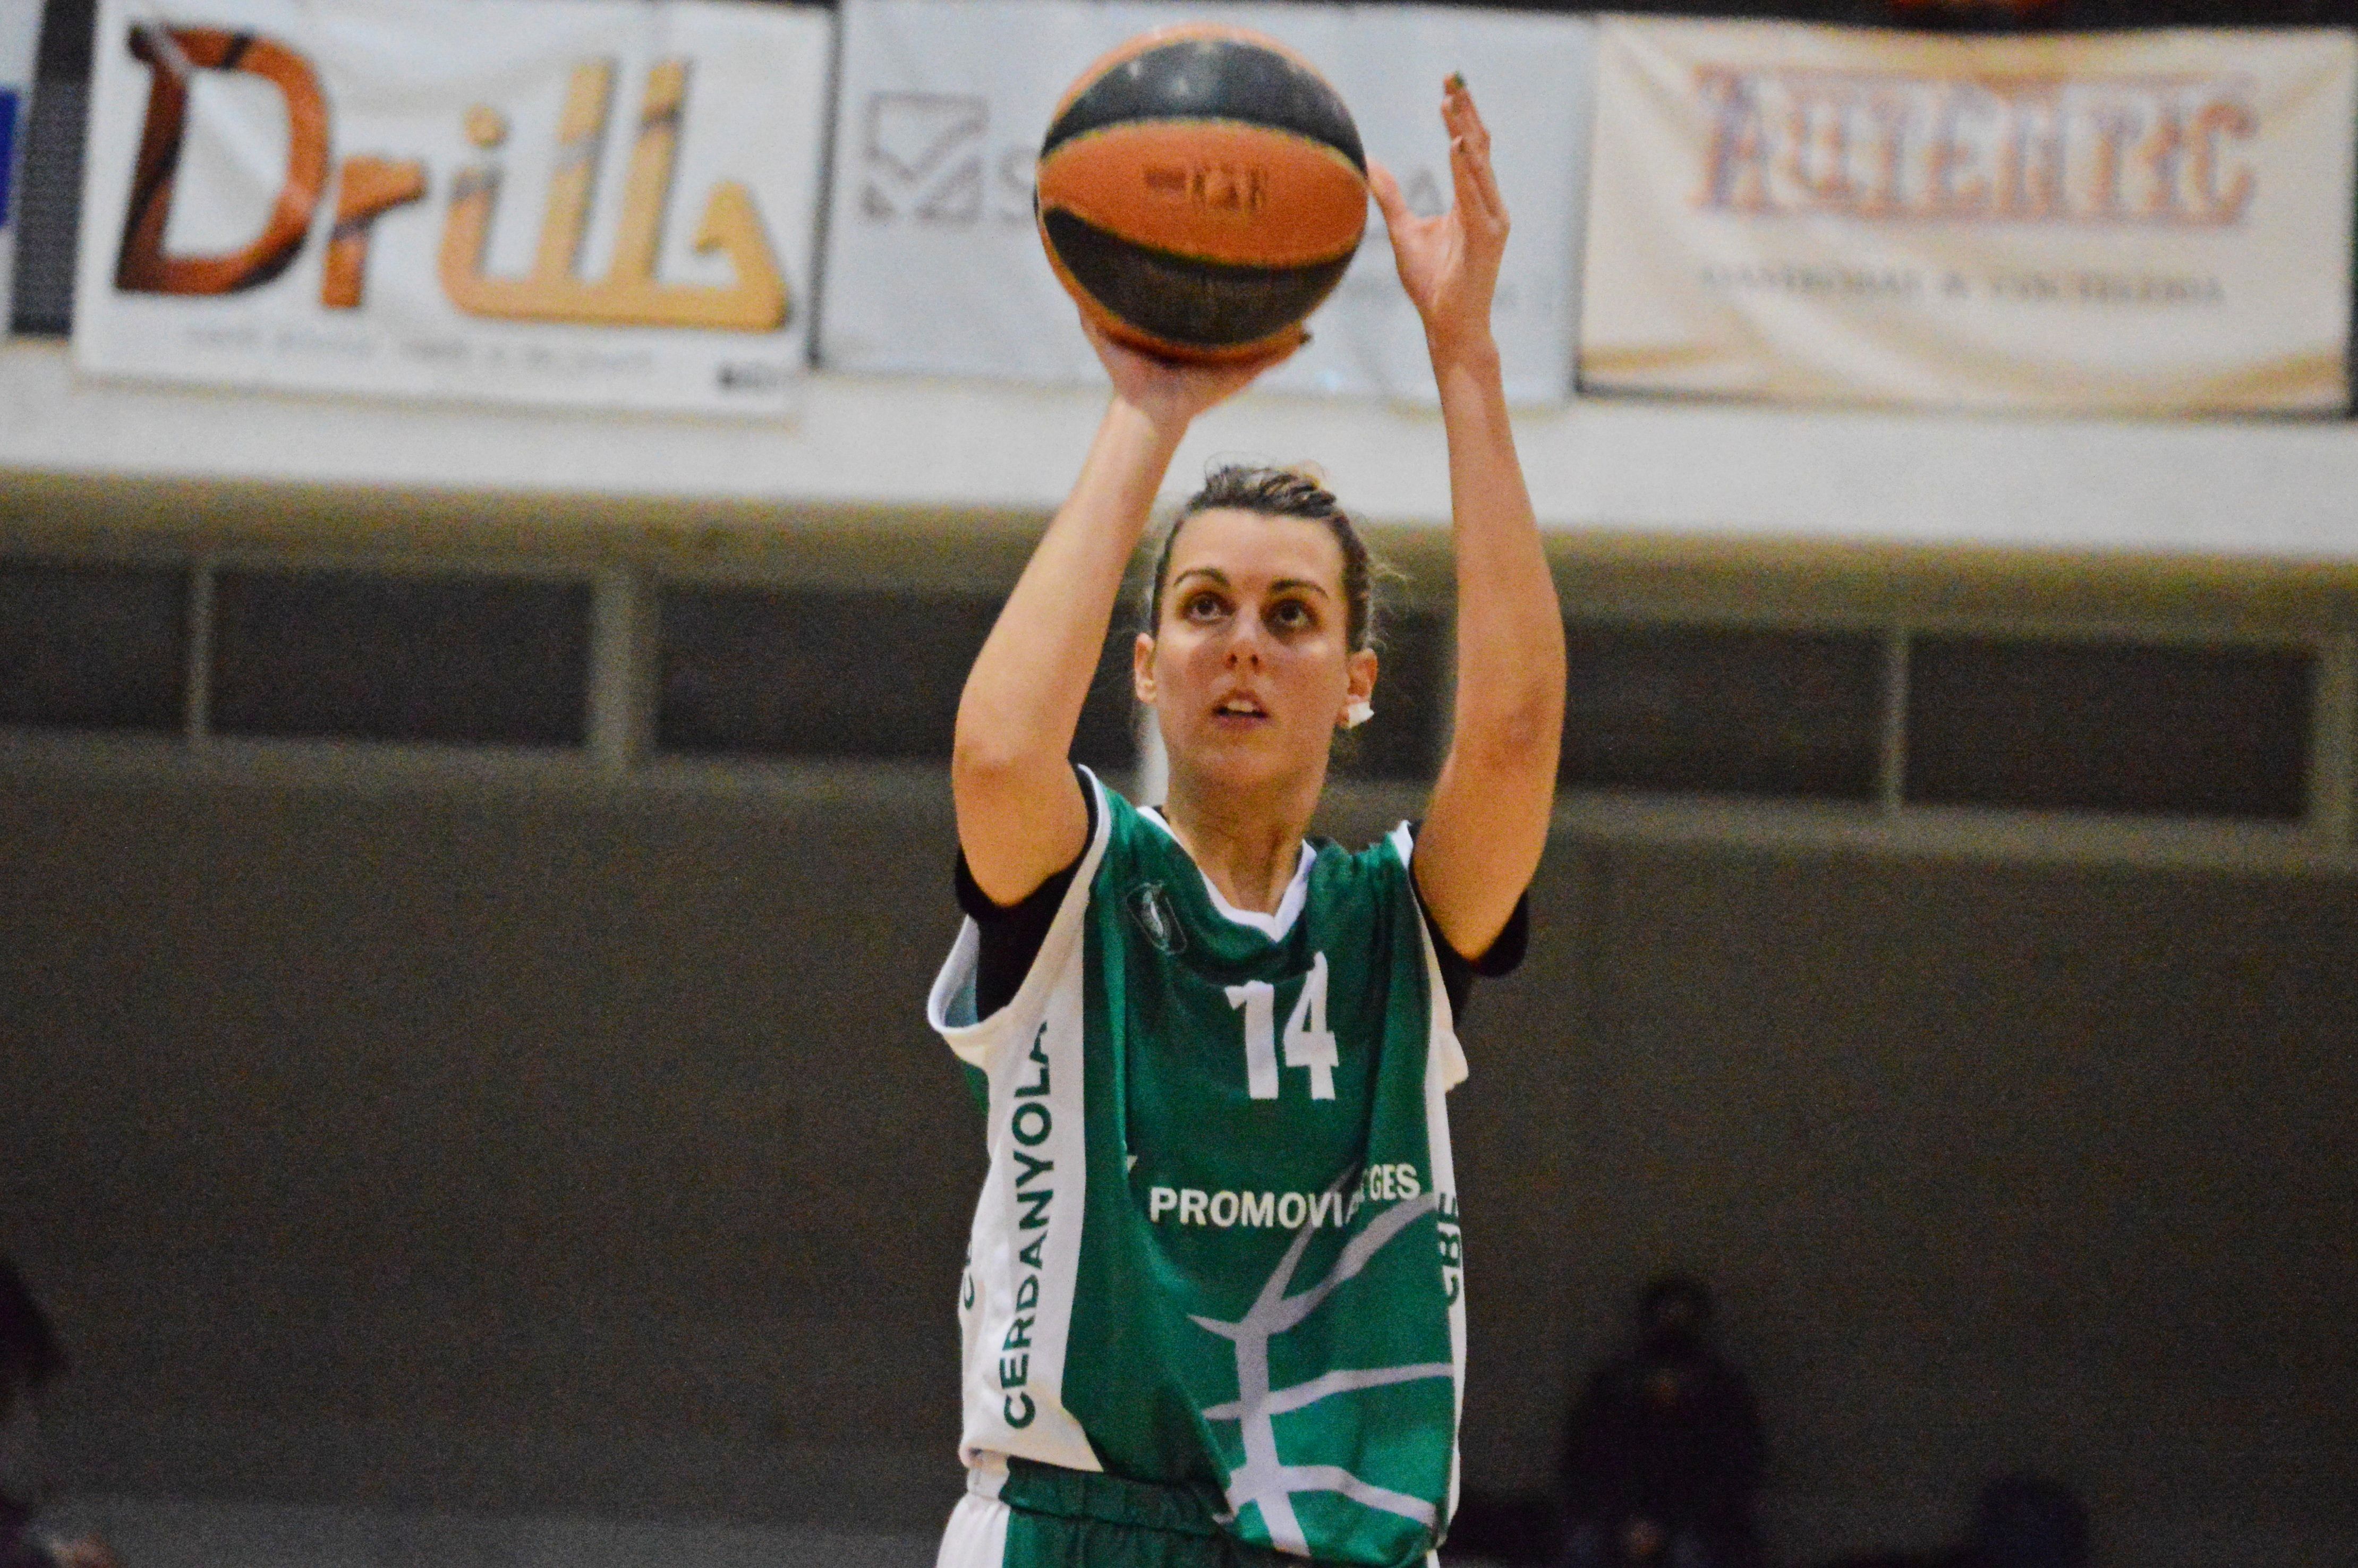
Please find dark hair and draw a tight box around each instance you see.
[0,1257,65,1398]
[1143,465,1377,652]
[1638,1273,1713,1328]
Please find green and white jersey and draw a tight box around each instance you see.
[927,769,1470,1568]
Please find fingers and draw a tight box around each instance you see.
[1366,158,1414,236]
[1079,313,1146,376]
[1219,327,1308,381]
[1458,142,1506,234]
[1169,329,1301,414]
[1441,76,1508,232]
[1446,133,1486,235]
[1441,74,1490,152]
[1241,324,1310,374]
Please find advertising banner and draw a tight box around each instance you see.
[73,0,830,415]
[822,0,1594,405]
[0,0,40,323]
[1579,18,2358,415]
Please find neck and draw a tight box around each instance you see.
[1160,763,1324,914]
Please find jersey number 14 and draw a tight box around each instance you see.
[1224,952,1339,1102]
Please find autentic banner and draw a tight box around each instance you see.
[822,0,1594,405]
[74,0,830,415]
[1,0,40,323]
[1579,18,2358,415]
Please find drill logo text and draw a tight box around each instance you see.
[112,22,788,329]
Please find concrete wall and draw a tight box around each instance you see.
[3,771,2353,1563]
[8,340,2358,564]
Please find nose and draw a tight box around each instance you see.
[1221,615,1268,668]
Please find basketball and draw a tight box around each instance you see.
[1036,25,1368,363]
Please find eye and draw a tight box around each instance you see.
[1267,597,1317,633]
[1181,590,1230,623]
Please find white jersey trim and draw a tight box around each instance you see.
[931,770,1111,1477]
[1391,819,1469,1530]
[934,1490,1011,1568]
[927,769,1116,1071]
[964,1452,1010,1501]
[1389,822,1469,1093]
[1139,805,1316,940]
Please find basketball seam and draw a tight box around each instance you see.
[1036,207,1355,351]
[1039,207,1359,277]
[1036,121,1370,268]
[1037,118,1368,173]
[1043,24,1340,129]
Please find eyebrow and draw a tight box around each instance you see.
[1171,567,1332,600]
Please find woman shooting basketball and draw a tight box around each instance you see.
[927,78,1566,1568]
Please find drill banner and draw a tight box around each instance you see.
[0,0,40,325]
[1578,18,2358,415]
[73,0,830,415]
[822,0,1595,406]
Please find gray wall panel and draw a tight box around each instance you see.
[3,777,2352,1558]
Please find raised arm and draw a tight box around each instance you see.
[953,331,1289,905]
[1370,80,1567,958]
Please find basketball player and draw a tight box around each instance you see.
[927,80,1564,1568]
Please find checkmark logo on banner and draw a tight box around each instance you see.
[862,91,986,223]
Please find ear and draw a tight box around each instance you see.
[1339,646,1378,727]
[1131,631,1157,708]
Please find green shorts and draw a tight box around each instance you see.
[938,1459,1436,1568]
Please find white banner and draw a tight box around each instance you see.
[822,0,1593,405]
[74,0,830,415]
[0,0,40,322]
[1580,18,2358,415]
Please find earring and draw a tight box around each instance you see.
[1343,698,1374,729]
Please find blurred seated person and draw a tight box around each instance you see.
[1957,1475,2088,1568]
[1818,1475,2090,1568]
[1559,1274,1764,1568]
[2,1260,117,1568]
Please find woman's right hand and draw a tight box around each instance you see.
[1085,319,1303,435]
[1369,76,1509,366]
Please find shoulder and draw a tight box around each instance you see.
[1087,781,1208,894]
[1086,771,1169,854]
[1287,831,1423,958]
[1304,822,1421,923]
[1321,823,1419,892]
[1078,780,1198,944]
[1089,769,1141,839]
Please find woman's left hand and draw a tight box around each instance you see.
[1368,77,1509,363]
[1083,318,1302,438]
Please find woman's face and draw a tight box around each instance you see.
[1135,507,1377,795]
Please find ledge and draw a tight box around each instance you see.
[5,338,2358,565]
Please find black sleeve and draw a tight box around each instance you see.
[953,768,1099,1020]
[1426,894,1530,1022]
[1409,817,1530,1021]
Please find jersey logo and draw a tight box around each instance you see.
[1126,881,1187,955]
[1190,1181,1454,1555]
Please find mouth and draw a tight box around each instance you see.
[1211,693,1270,723]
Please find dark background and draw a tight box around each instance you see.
[4,761,2354,1560]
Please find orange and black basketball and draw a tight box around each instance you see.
[1036,26,1367,363]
